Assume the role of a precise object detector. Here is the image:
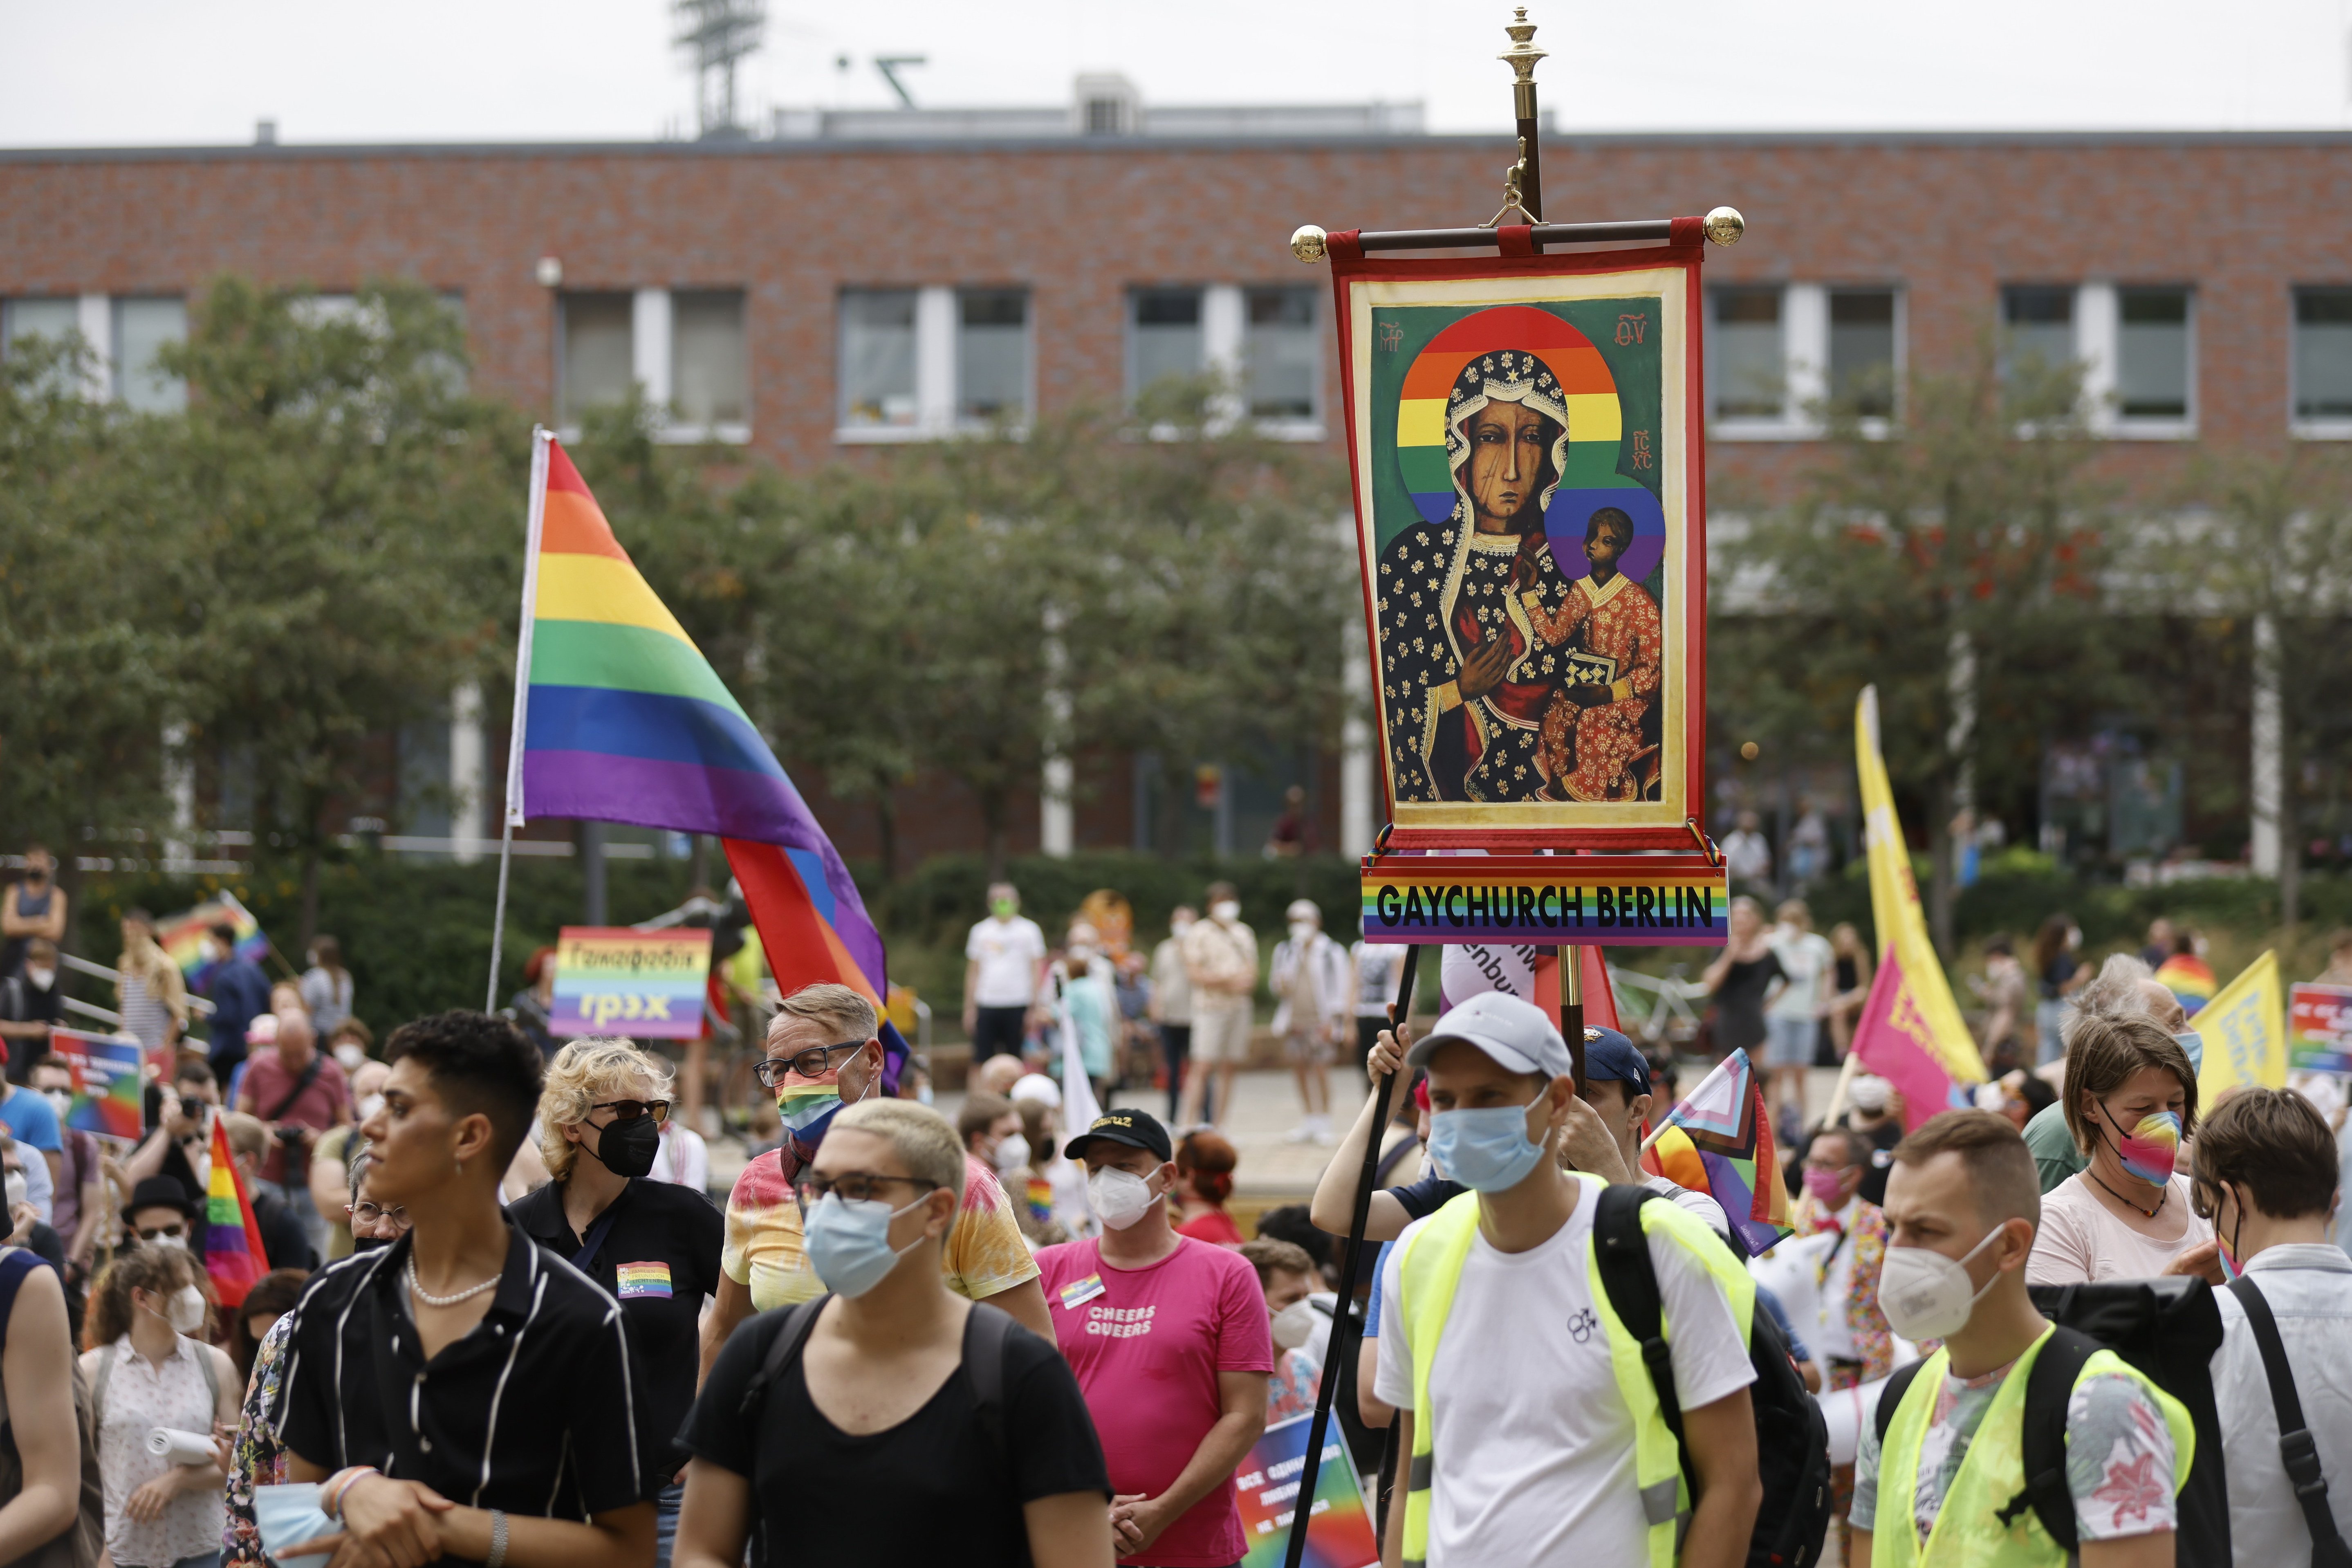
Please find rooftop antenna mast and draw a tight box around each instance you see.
[673,0,767,139]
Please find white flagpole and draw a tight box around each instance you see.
[487,427,553,1012]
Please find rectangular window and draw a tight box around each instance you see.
[2115,287,2191,421]
[1707,287,1784,420]
[111,296,186,413]
[2294,288,2352,422]
[559,292,634,422]
[1243,286,1318,420]
[672,289,747,428]
[839,288,919,428]
[1827,289,1897,417]
[956,288,1029,424]
[1130,287,1205,400]
[2001,285,2075,379]
[1,297,79,354]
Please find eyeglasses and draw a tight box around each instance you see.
[589,1098,671,1126]
[791,1171,937,1207]
[135,1223,187,1242]
[754,1042,866,1088]
[349,1202,408,1226]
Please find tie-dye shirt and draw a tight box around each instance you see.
[722,1149,1041,1310]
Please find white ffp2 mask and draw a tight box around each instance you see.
[1877,1227,2005,1341]
[1088,1166,1158,1230]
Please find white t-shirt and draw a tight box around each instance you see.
[1350,942,1405,1018]
[2026,1172,2213,1286]
[1375,1178,1756,1566]
[1643,1174,1730,1240]
[650,1122,709,1193]
[1767,929,1834,1019]
[965,916,1047,1008]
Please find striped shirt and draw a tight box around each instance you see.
[275,1221,660,1541]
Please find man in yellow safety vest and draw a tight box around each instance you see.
[1373,991,1762,1568]
[1853,1110,2193,1567]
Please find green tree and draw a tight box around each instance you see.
[152,278,522,945]
[2151,453,2352,930]
[1716,343,2124,954]
[0,336,190,864]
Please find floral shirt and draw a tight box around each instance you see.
[721,1149,1040,1312]
[90,1335,223,1568]
[1851,1354,2177,1544]
[1788,1191,1896,1382]
[223,1311,296,1568]
[1267,1347,1321,1425]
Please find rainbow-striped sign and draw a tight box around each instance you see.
[549,926,712,1039]
[49,1028,144,1142]
[1361,855,1725,947]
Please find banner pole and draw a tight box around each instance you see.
[1283,944,1418,1568]
[488,426,552,1013]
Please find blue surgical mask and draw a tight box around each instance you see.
[1425,1103,1547,1193]
[802,1190,929,1299]
[2175,1031,2204,1075]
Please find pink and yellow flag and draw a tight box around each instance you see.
[1850,686,1986,1126]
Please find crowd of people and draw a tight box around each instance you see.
[5,844,2352,1568]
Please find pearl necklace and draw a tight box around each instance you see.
[405,1256,502,1308]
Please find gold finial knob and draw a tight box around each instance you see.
[1704,206,1746,246]
[1499,6,1547,82]
[1290,224,1329,264]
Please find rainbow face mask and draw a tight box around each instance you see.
[2100,1105,2182,1185]
[777,1082,846,1146]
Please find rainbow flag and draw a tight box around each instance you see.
[2155,953,2216,1017]
[506,434,903,1084]
[155,893,269,989]
[1642,1049,1790,1255]
[204,1115,269,1307]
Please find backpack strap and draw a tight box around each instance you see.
[1993,1324,2098,1551]
[1873,1358,1931,1450]
[963,1302,1018,1478]
[736,1296,830,1420]
[193,1337,220,1418]
[1592,1185,1691,1459]
[2228,1275,2352,1567]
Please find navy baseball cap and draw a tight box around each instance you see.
[1580,1027,1652,1099]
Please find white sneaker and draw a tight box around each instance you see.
[1312,1116,1336,1146]
[1284,1123,1315,1144]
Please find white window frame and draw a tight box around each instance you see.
[2080,282,2197,441]
[1238,283,1326,441]
[558,287,751,445]
[952,285,1036,433]
[1821,284,1905,435]
[835,284,976,444]
[1706,282,1804,441]
[2290,285,2352,441]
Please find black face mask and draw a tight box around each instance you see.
[352,1235,393,1254]
[588,1114,659,1180]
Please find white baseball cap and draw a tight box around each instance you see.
[1405,991,1572,1080]
[1009,1073,1062,1108]
[1849,1073,1893,1113]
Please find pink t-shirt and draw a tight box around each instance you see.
[1035,1234,1274,1567]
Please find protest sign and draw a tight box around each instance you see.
[2289,982,2352,1074]
[549,927,713,1039]
[49,1028,145,1142]
[1235,1412,1378,1568]
[2197,951,2286,1099]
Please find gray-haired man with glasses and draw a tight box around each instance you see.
[700,983,1052,1377]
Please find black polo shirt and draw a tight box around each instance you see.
[507,1177,724,1469]
[276,1218,661,1532]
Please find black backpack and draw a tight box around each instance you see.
[733,1296,1019,1568]
[1595,1185,1834,1568]
[1872,1277,2229,1565]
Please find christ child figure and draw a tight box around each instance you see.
[1509,506,1665,801]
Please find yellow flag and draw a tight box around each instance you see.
[1855,687,1988,1084]
[2196,950,2286,1098]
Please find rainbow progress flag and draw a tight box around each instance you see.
[205,1115,269,1307]
[1642,1048,1790,1255]
[507,434,903,1081]
[156,893,269,989]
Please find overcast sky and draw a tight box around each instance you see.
[11,0,2352,147]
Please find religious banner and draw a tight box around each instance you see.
[1359,854,1724,946]
[2289,982,2352,1074]
[1325,231,1709,849]
[49,1028,144,1142]
[1234,1413,1379,1568]
[549,927,713,1039]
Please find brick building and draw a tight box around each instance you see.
[7,91,2347,870]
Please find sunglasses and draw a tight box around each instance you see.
[590,1098,671,1126]
[135,1223,186,1242]
[754,1042,866,1089]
